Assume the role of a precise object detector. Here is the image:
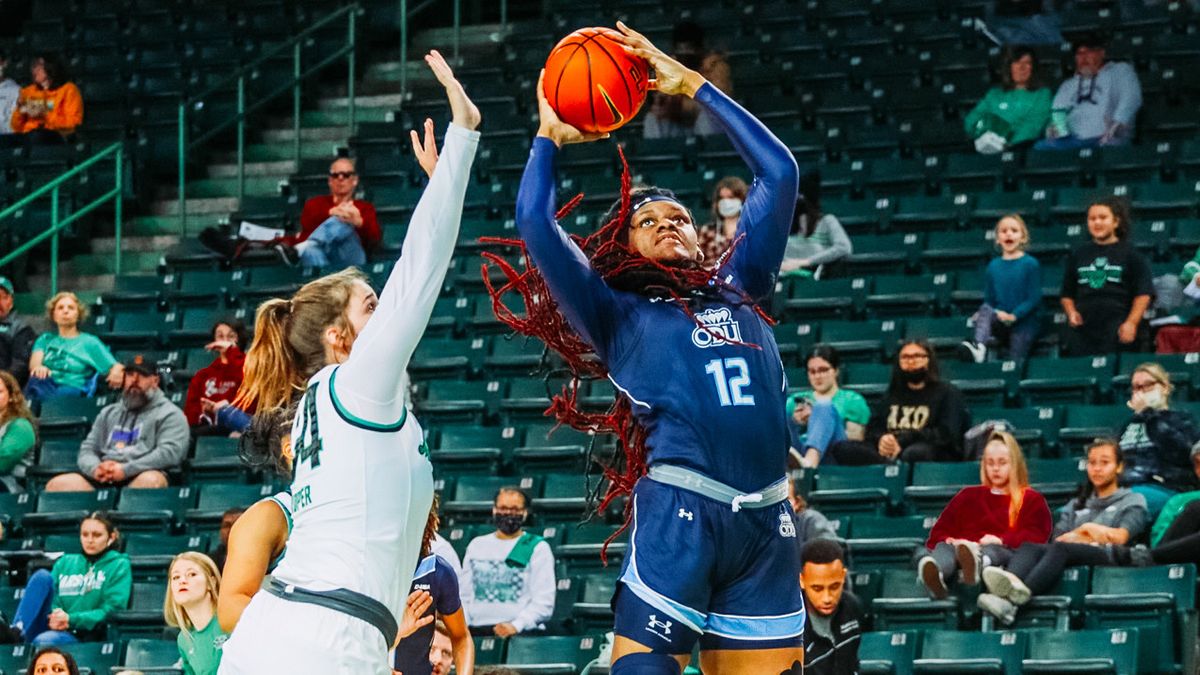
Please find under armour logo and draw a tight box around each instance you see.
[646,614,673,639]
[677,509,693,521]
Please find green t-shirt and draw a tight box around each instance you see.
[787,388,871,426]
[177,616,228,675]
[963,86,1053,145]
[32,332,117,391]
[1151,490,1200,546]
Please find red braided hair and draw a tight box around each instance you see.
[481,146,774,562]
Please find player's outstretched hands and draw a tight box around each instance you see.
[410,117,438,179]
[426,49,481,131]
[613,21,706,98]
[395,589,435,643]
[535,69,610,147]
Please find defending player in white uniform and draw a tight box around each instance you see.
[218,50,480,675]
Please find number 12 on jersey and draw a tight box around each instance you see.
[705,357,755,407]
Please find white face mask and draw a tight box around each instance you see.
[717,198,743,218]
[1137,386,1166,410]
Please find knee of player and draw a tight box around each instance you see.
[610,652,683,675]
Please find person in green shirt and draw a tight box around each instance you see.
[4,512,132,646]
[963,46,1052,152]
[165,552,228,675]
[24,292,123,404]
[788,345,871,467]
[0,370,35,493]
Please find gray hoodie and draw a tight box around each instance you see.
[77,388,189,477]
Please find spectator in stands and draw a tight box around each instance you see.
[0,50,17,138]
[460,487,555,637]
[165,552,227,675]
[0,275,37,385]
[428,621,453,675]
[964,47,1052,153]
[1037,33,1141,149]
[207,507,245,572]
[25,292,123,403]
[25,647,79,675]
[917,431,1051,599]
[1060,197,1153,355]
[0,370,36,493]
[45,355,189,492]
[787,345,870,467]
[780,170,852,278]
[274,157,381,269]
[1113,497,1200,567]
[697,176,747,265]
[1148,441,1200,547]
[3,512,131,646]
[789,480,838,546]
[6,54,82,145]
[961,215,1042,362]
[829,341,971,465]
[1115,363,1200,517]
[977,438,1148,624]
[800,539,862,675]
[643,21,731,139]
[184,319,249,436]
[394,496,474,675]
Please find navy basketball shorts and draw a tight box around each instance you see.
[613,477,806,653]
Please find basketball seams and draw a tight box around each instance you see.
[590,37,637,112]
[545,27,645,133]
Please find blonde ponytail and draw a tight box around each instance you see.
[235,299,301,411]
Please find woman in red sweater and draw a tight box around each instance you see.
[918,430,1051,599]
[184,319,249,435]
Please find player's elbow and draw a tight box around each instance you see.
[217,593,249,633]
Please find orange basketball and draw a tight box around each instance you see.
[543,27,650,134]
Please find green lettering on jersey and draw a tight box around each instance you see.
[292,485,312,512]
[418,441,431,459]
[295,383,323,469]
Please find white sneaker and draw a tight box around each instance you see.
[960,340,987,364]
[919,555,949,600]
[955,540,982,585]
[982,566,1031,605]
[978,593,1017,625]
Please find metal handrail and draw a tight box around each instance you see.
[176,4,360,233]
[0,142,125,295]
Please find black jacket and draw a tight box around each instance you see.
[0,311,35,385]
[1119,408,1200,492]
[866,380,972,460]
[804,591,863,675]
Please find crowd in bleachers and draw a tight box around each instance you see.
[0,0,1198,672]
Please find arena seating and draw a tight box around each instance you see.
[1,0,1199,672]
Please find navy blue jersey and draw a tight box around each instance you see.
[393,554,462,674]
[515,83,800,493]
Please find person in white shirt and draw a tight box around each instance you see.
[459,488,556,637]
[0,50,18,136]
[1037,33,1142,149]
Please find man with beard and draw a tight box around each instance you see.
[45,355,189,491]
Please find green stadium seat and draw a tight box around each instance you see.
[983,565,1089,632]
[1168,218,1200,255]
[844,233,919,275]
[125,533,208,581]
[41,532,82,554]
[1133,181,1200,219]
[807,319,901,362]
[851,514,934,540]
[443,475,539,524]
[846,513,928,571]
[810,464,906,517]
[904,462,980,516]
[557,523,627,571]
[942,152,1017,194]
[426,296,470,335]
[472,634,505,665]
[190,435,247,483]
[111,486,196,531]
[1024,148,1099,187]
[534,473,589,520]
[165,268,246,305]
[971,189,1050,226]
[914,629,1027,675]
[0,492,34,533]
[572,571,618,633]
[840,361,892,401]
[1058,404,1128,448]
[483,336,551,376]
[168,307,239,345]
[430,424,511,475]
[500,378,556,422]
[444,523,492,562]
[416,379,493,424]
[22,489,118,535]
[1113,352,1196,396]
[1021,355,1115,405]
[59,641,121,675]
[1028,457,1085,506]
[942,360,1019,409]
[921,230,992,270]
[974,405,1061,455]
[121,638,183,672]
[102,274,165,308]
[93,310,168,349]
[504,634,602,674]
[38,395,110,438]
[410,337,485,379]
[1022,628,1139,675]
[186,483,273,530]
[109,581,168,639]
[1084,564,1197,675]
[891,194,969,230]
[905,315,973,355]
[872,568,959,631]
[513,422,594,475]
[859,631,920,675]
[866,273,952,317]
[784,276,869,319]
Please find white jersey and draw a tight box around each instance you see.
[220,123,479,675]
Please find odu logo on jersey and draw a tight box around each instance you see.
[691,307,743,348]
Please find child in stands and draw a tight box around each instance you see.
[961,214,1042,362]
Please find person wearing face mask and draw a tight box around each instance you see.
[829,341,971,465]
[697,176,747,266]
[779,171,851,278]
[458,488,555,639]
[0,512,131,646]
[43,355,189,492]
[1115,363,1200,517]
[1036,33,1141,150]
